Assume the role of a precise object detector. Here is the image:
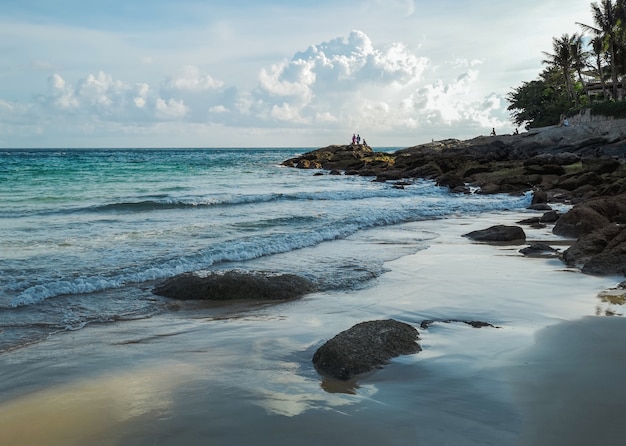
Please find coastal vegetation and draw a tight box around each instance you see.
[508,0,626,128]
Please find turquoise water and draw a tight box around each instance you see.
[0,148,532,350]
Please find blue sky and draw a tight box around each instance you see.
[1,0,593,148]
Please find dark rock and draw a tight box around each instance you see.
[524,164,566,175]
[312,319,420,380]
[153,271,316,301]
[519,243,559,257]
[463,225,526,243]
[582,157,620,174]
[540,210,560,223]
[563,224,622,268]
[553,194,626,238]
[581,226,626,276]
[517,217,542,225]
[531,189,548,205]
[553,207,611,238]
[420,319,498,329]
[527,204,552,211]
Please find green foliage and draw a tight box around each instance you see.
[507,67,578,128]
[590,100,626,118]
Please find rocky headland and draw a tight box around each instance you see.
[282,123,626,201]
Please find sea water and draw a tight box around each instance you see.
[0,148,531,351]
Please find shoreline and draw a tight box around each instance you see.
[0,209,624,445]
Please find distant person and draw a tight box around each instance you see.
[563,117,570,127]
[513,128,519,135]
[363,139,367,146]
[490,128,496,136]
[352,133,356,144]
[357,134,361,144]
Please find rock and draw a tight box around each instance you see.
[563,224,622,268]
[153,270,316,301]
[519,243,559,257]
[540,210,560,223]
[553,194,626,238]
[582,157,620,174]
[517,217,542,225]
[463,225,526,243]
[531,189,548,205]
[553,206,611,238]
[528,204,552,211]
[419,319,498,329]
[312,319,421,380]
[524,164,566,175]
[581,226,626,276]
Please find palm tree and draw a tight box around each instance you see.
[578,0,620,100]
[590,35,610,99]
[542,34,578,105]
[570,33,588,87]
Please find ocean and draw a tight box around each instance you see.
[2,147,622,445]
[0,148,532,352]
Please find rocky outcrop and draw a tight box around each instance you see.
[463,225,526,243]
[153,271,316,301]
[282,124,626,201]
[312,319,421,380]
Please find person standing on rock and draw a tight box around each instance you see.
[352,133,356,144]
[357,134,361,144]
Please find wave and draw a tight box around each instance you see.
[6,182,444,218]
[7,191,532,308]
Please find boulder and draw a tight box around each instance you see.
[553,194,626,238]
[581,226,626,276]
[153,271,316,301]
[540,210,560,223]
[531,189,548,205]
[463,225,526,243]
[563,225,622,268]
[312,319,421,380]
[552,206,611,238]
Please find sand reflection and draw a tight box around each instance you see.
[0,361,197,446]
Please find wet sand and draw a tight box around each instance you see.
[0,211,624,445]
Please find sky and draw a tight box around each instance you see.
[0,0,594,148]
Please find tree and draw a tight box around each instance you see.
[507,67,573,129]
[542,34,579,105]
[578,0,621,100]
[590,35,610,100]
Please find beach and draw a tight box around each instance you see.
[1,209,623,445]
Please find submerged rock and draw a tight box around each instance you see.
[419,319,499,329]
[312,319,421,380]
[153,271,316,301]
[519,243,560,257]
[463,225,526,243]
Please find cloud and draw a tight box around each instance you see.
[155,98,188,120]
[163,65,224,92]
[1,29,512,147]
